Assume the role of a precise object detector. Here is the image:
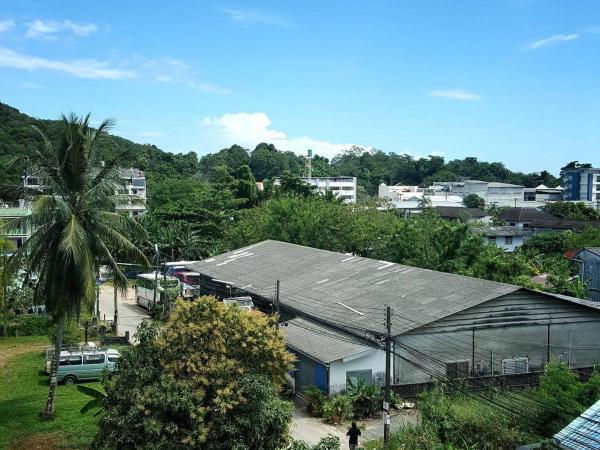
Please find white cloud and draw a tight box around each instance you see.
[0,19,15,33]
[0,48,134,79]
[0,48,230,92]
[429,89,482,101]
[223,8,295,28]
[526,33,579,50]
[202,112,367,158]
[18,81,44,89]
[135,56,233,94]
[25,19,97,39]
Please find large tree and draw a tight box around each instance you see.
[6,114,148,418]
[95,297,294,449]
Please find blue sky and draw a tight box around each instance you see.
[0,0,599,174]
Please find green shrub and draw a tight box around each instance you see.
[290,435,341,450]
[5,315,52,336]
[304,385,325,417]
[418,385,533,450]
[313,434,341,450]
[346,378,382,418]
[322,394,353,424]
[533,362,600,437]
[48,319,83,345]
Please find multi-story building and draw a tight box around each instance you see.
[117,168,147,217]
[274,176,358,203]
[562,167,600,204]
[23,167,147,217]
[0,204,32,248]
[435,180,528,207]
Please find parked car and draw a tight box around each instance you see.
[125,270,142,279]
[45,346,121,385]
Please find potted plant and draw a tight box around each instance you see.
[323,394,353,424]
[303,385,325,417]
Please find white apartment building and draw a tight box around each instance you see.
[305,177,357,203]
[274,176,358,203]
[23,167,147,217]
[118,168,147,217]
[378,183,464,210]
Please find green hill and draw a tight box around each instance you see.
[0,102,199,198]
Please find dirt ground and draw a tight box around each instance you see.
[8,432,65,450]
[0,337,46,369]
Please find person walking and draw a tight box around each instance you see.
[346,421,361,450]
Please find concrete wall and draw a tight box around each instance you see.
[483,235,525,252]
[329,348,388,394]
[393,290,600,384]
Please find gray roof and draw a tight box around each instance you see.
[187,240,521,336]
[497,207,557,223]
[471,226,533,237]
[433,206,488,219]
[487,182,523,188]
[284,318,377,364]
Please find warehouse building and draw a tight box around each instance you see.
[186,240,600,389]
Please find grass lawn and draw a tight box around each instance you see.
[0,336,101,450]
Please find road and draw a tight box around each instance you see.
[97,284,148,343]
[291,396,418,449]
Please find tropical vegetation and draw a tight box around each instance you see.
[4,114,148,418]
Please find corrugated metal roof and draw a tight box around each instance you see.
[0,208,31,217]
[284,317,376,364]
[584,248,600,258]
[554,399,600,449]
[187,240,520,336]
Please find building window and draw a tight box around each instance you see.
[346,369,373,386]
[488,236,496,243]
[446,361,469,379]
[501,357,528,374]
[505,236,513,245]
[524,192,536,202]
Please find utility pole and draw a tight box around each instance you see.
[162,262,168,318]
[275,280,280,330]
[152,244,159,310]
[384,305,391,446]
[307,149,313,180]
[2,251,7,336]
[113,283,118,332]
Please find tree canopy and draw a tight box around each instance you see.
[95,298,294,449]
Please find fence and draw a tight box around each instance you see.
[392,366,597,398]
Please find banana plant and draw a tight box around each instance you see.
[77,384,107,416]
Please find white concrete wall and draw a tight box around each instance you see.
[483,235,525,252]
[329,348,389,394]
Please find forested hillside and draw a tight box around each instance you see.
[0,102,200,194]
[1,102,561,201]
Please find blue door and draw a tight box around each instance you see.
[314,363,328,394]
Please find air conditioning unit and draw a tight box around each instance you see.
[501,357,529,375]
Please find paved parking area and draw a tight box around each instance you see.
[97,285,148,343]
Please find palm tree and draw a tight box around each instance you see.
[6,114,148,418]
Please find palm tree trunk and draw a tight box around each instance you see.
[113,283,118,333]
[41,313,64,419]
